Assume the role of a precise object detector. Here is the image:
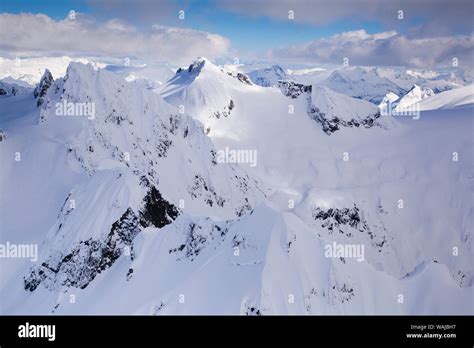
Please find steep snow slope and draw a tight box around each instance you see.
[159,57,257,131]
[5,200,472,315]
[311,85,379,120]
[307,85,390,133]
[40,62,262,218]
[0,59,472,315]
[160,58,392,137]
[418,84,474,110]
[394,85,435,111]
[160,58,471,301]
[125,74,162,88]
[247,65,290,87]
[0,62,264,312]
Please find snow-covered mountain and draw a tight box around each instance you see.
[159,57,256,132]
[160,58,392,137]
[394,85,435,112]
[287,67,326,76]
[278,81,394,134]
[370,67,470,94]
[229,64,471,106]
[125,74,163,92]
[318,67,407,104]
[0,56,106,86]
[1,62,264,312]
[0,80,32,97]
[106,61,176,90]
[247,65,290,87]
[1,58,473,315]
[418,84,474,110]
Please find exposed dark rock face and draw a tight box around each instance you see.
[188,174,225,208]
[312,204,387,251]
[0,85,14,96]
[225,70,253,85]
[304,281,355,313]
[24,208,141,291]
[236,73,252,85]
[24,185,179,292]
[327,282,355,305]
[336,283,355,303]
[105,109,128,125]
[453,269,471,287]
[213,100,234,119]
[245,306,262,315]
[176,58,206,75]
[153,301,166,314]
[34,69,54,107]
[169,220,229,261]
[308,104,382,135]
[0,82,28,97]
[139,186,179,229]
[235,197,251,217]
[278,81,312,99]
[312,205,364,236]
[278,81,384,134]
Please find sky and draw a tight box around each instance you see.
[0,0,473,68]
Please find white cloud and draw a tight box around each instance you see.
[0,13,231,65]
[268,30,474,68]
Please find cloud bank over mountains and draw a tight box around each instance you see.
[0,13,231,65]
[1,6,473,68]
[268,29,474,68]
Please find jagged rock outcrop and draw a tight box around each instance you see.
[278,81,312,98]
[278,82,387,134]
[24,184,179,292]
[34,69,54,107]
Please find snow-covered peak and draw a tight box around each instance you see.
[1,58,472,315]
[37,61,261,216]
[311,85,379,122]
[175,57,218,76]
[320,67,407,104]
[276,81,393,134]
[394,84,435,111]
[378,92,400,110]
[248,65,290,87]
[160,58,259,128]
[407,84,435,99]
[306,85,393,134]
[418,84,474,110]
[34,69,54,107]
